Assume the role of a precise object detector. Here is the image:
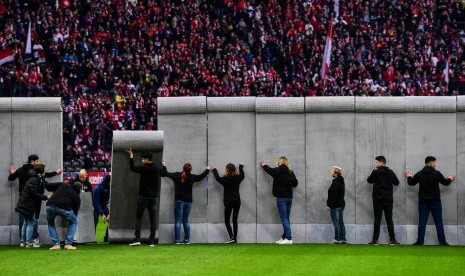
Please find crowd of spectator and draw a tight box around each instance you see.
[0,0,464,165]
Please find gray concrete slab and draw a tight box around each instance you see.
[0,99,12,234]
[355,113,406,228]
[207,97,256,226]
[456,99,465,226]
[305,112,355,224]
[74,192,96,243]
[405,113,457,226]
[158,97,208,242]
[109,131,164,243]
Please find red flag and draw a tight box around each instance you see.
[320,19,333,86]
[0,48,14,65]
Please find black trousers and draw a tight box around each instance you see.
[134,197,158,240]
[373,201,395,241]
[224,203,241,240]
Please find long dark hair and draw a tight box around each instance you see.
[181,163,192,184]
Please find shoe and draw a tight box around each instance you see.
[339,240,347,244]
[33,238,40,246]
[389,240,400,245]
[64,244,77,250]
[148,240,155,247]
[368,240,378,245]
[331,239,340,244]
[412,241,423,246]
[25,243,34,248]
[182,239,191,244]
[19,242,25,248]
[103,236,108,242]
[439,242,449,246]
[175,240,182,245]
[275,238,284,244]
[49,245,61,250]
[129,239,141,246]
[224,238,236,244]
[278,238,293,245]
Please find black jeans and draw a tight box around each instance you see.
[373,201,396,241]
[224,203,241,240]
[134,197,158,240]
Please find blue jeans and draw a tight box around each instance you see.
[417,200,446,244]
[46,206,78,245]
[277,197,292,240]
[174,200,192,242]
[21,215,37,245]
[330,207,346,241]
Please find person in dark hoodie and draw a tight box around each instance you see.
[212,163,245,244]
[93,174,110,242]
[326,166,346,244]
[8,154,62,247]
[15,163,49,248]
[126,149,160,247]
[260,156,298,245]
[161,161,210,244]
[405,156,455,246]
[45,181,82,250]
[367,156,400,245]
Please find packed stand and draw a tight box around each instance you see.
[0,0,464,165]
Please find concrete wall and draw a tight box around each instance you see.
[158,96,465,245]
[109,131,164,243]
[1,98,62,245]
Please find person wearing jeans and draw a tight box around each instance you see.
[260,156,298,245]
[326,166,346,244]
[161,161,210,244]
[45,181,82,250]
[405,156,455,245]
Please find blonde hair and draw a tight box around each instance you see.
[332,166,342,176]
[276,156,291,170]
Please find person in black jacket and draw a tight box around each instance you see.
[74,169,93,193]
[45,181,82,250]
[161,161,210,244]
[126,149,161,247]
[260,156,298,245]
[405,156,455,246]
[8,154,62,247]
[326,166,346,244]
[367,156,400,245]
[15,163,49,248]
[212,163,245,244]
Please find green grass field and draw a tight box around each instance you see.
[1,221,465,275]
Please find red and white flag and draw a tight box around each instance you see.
[443,53,450,85]
[0,48,14,65]
[320,19,333,86]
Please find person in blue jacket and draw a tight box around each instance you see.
[93,174,110,242]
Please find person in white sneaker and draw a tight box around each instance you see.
[260,157,298,245]
[212,163,245,244]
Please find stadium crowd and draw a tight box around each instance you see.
[0,0,464,164]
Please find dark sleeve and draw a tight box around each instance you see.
[407,172,420,186]
[238,165,245,182]
[263,165,277,177]
[44,171,58,178]
[437,172,452,186]
[29,181,47,201]
[8,167,22,181]
[84,181,93,192]
[129,158,142,173]
[212,169,225,186]
[391,170,400,186]
[289,171,298,187]
[161,166,177,181]
[367,170,377,184]
[93,187,104,215]
[45,182,61,192]
[192,169,209,182]
[73,195,81,216]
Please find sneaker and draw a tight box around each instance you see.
[331,239,340,244]
[64,244,77,250]
[339,240,347,244]
[182,239,191,244]
[368,240,378,245]
[33,238,40,246]
[278,238,293,245]
[275,238,284,244]
[389,240,400,245]
[174,240,182,245]
[19,242,25,248]
[224,238,236,244]
[412,241,423,246]
[25,243,34,248]
[49,245,61,250]
[148,240,155,247]
[129,239,141,246]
